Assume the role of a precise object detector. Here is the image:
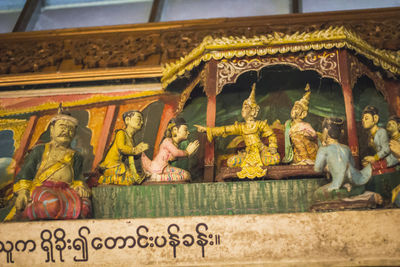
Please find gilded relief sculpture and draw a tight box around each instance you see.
[7,107,91,221]
[98,110,149,185]
[361,106,399,174]
[141,117,199,182]
[282,84,319,165]
[195,83,280,179]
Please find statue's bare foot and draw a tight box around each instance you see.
[343,183,352,192]
[372,193,383,205]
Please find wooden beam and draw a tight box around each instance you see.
[13,0,44,32]
[291,0,302,13]
[203,60,218,182]
[13,115,38,176]
[152,102,176,158]
[92,105,117,170]
[149,0,165,22]
[338,49,360,166]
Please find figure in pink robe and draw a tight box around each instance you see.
[141,118,199,182]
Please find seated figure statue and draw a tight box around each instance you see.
[361,106,398,174]
[141,117,199,182]
[314,118,372,194]
[195,83,280,179]
[98,110,149,185]
[282,83,318,165]
[8,108,91,220]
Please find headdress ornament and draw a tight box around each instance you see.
[294,83,311,111]
[244,83,259,108]
[50,103,78,126]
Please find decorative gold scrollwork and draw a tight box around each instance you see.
[216,51,339,94]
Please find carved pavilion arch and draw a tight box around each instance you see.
[161,26,400,181]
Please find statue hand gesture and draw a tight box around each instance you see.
[137,142,149,153]
[15,189,30,211]
[267,146,277,154]
[75,185,91,198]
[186,140,200,156]
[362,155,376,166]
[194,125,206,133]
[390,140,400,158]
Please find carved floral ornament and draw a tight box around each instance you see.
[216,51,339,95]
[348,53,387,100]
[161,26,400,89]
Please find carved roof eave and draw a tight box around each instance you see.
[161,26,400,89]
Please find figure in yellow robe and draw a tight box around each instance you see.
[196,83,280,178]
[98,111,149,185]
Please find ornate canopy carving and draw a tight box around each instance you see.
[161,26,400,89]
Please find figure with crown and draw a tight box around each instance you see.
[195,83,280,179]
[6,104,91,221]
[282,84,319,165]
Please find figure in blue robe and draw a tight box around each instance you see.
[314,143,372,192]
[314,118,372,193]
[361,106,398,174]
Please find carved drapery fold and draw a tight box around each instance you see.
[216,50,339,94]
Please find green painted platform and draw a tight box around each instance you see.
[92,178,326,219]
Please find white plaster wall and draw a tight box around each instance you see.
[0,209,399,266]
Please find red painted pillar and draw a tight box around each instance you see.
[338,49,360,164]
[92,105,117,170]
[203,60,218,182]
[153,103,176,158]
[383,80,400,116]
[14,115,38,176]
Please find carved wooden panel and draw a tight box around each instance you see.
[216,51,340,94]
[348,53,387,100]
[0,8,398,77]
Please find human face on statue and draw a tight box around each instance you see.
[290,103,306,120]
[362,113,378,130]
[241,102,259,122]
[386,120,398,135]
[175,125,189,143]
[127,112,144,131]
[50,119,76,147]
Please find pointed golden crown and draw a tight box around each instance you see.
[295,83,311,111]
[244,83,258,108]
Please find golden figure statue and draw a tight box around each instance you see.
[282,84,319,165]
[195,83,280,179]
[98,110,149,185]
[7,106,91,221]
